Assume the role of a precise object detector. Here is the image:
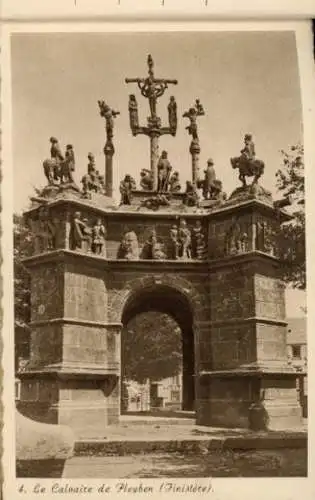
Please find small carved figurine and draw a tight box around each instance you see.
[169,225,180,260]
[98,100,120,141]
[128,94,139,134]
[119,175,136,205]
[183,181,198,207]
[168,96,177,135]
[169,171,181,193]
[142,229,166,260]
[50,137,64,181]
[241,134,256,161]
[178,219,192,259]
[92,218,106,255]
[157,151,172,193]
[61,144,75,183]
[70,212,92,252]
[87,153,96,176]
[140,168,154,191]
[117,231,139,260]
[192,220,206,260]
[202,158,216,200]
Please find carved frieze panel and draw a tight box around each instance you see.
[254,214,280,257]
[69,210,107,257]
[208,214,253,259]
[26,207,65,254]
[115,219,208,261]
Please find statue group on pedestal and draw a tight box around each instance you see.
[70,212,106,255]
[43,137,76,186]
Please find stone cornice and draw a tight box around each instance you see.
[24,192,292,223]
[30,318,122,329]
[208,317,287,327]
[22,248,281,271]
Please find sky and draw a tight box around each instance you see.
[10,30,306,315]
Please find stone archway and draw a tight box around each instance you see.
[121,283,195,412]
[109,274,204,413]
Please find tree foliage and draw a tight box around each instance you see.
[122,312,182,384]
[14,213,33,328]
[276,144,305,290]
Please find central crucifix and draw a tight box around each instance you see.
[125,55,178,191]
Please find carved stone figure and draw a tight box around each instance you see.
[240,231,249,253]
[128,94,139,134]
[256,221,274,254]
[168,96,177,135]
[50,137,64,181]
[98,101,120,141]
[87,153,96,176]
[43,137,63,184]
[61,144,75,183]
[183,181,198,207]
[81,154,105,196]
[157,151,172,193]
[141,193,170,211]
[225,220,250,255]
[178,219,192,259]
[140,168,154,191]
[192,220,206,260]
[230,134,265,187]
[117,231,139,260]
[169,171,181,193]
[142,229,166,260]
[119,175,136,205]
[169,225,180,260]
[92,218,106,255]
[70,212,92,252]
[183,100,205,141]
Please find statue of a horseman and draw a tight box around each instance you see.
[230,134,264,187]
[43,137,75,185]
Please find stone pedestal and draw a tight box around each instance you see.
[18,183,304,436]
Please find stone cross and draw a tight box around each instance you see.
[125,55,178,191]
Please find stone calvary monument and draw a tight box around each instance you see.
[17,55,303,437]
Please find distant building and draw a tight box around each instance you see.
[287,317,307,417]
[124,374,183,412]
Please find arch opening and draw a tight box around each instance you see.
[121,285,195,415]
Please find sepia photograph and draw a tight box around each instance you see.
[4,23,311,485]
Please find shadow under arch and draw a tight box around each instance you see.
[121,284,195,412]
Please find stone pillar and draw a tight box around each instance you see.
[18,196,122,438]
[104,140,114,197]
[197,191,304,430]
[190,139,200,185]
[150,133,159,191]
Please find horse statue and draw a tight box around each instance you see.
[43,158,60,185]
[230,134,265,187]
[230,156,265,187]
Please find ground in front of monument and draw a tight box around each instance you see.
[12,30,307,479]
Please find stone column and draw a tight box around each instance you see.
[190,139,201,185]
[18,197,122,438]
[104,140,114,197]
[150,133,159,191]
